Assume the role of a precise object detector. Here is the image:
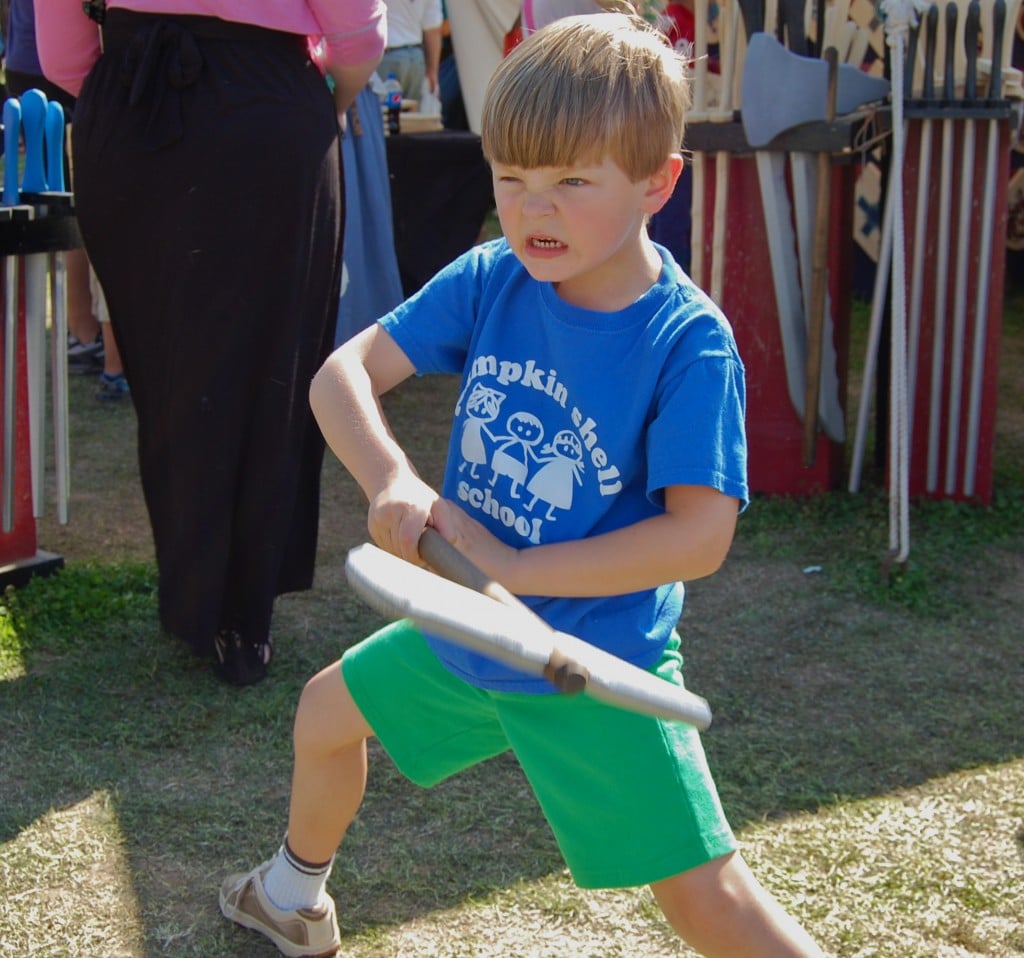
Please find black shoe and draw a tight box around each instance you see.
[213,630,272,686]
[68,333,104,374]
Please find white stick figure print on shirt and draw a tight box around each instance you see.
[489,411,544,498]
[458,382,505,479]
[453,353,624,544]
[525,429,585,520]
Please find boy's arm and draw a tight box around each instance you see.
[310,325,440,564]
[441,483,739,598]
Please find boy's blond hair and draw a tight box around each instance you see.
[481,13,690,182]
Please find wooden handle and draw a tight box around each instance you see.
[942,2,957,102]
[923,4,938,102]
[802,47,839,468]
[418,528,589,694]
[988,0,1006,101]
[964,1,980,102]
[419,527,515,606]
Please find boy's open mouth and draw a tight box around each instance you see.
[528,236,566,249]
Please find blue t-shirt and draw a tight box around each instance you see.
[380,239,748,693]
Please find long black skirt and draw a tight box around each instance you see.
[72,11,344,656]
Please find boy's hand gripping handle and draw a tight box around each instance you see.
[343,530,713,730]
[418,528,589,693]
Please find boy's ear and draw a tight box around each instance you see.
[643,153,685,215]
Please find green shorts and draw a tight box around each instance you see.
[341,620,736,889]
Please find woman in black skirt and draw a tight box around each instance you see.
[36,1,386,683]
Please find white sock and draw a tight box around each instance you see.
[261,840,333,911]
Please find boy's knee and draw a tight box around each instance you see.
[293,663,371,756]
[651,851,760,936]
[651,852,825,956]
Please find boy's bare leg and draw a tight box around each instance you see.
[651,851,826,957]
[284,662,375,864]
[219,664,369,953]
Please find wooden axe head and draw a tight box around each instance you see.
[741,33,890,147]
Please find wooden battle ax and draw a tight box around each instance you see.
[345,528,714,731]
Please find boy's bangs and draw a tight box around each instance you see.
[484,78,615,170]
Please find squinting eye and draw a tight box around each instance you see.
[562,178,585,186]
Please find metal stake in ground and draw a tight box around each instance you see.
[880,0,922,569]
[963,0,1006,495]
[19,88,51,519]
[907,3,940,437]
[45,99,72,523]
[944,0,981,495]
[2,97,23,533]
[925,1,959,492]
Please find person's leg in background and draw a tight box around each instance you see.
[377,45,425,101]
[90,268,128,402]
[439,27,469,130]
[65,248,98,342]
[64,247,105,373]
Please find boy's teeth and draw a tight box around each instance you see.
[534,238,561,247]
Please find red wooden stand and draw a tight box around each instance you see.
[898,117,1010,504]
[694,155,855,497]
[0,268,63,587]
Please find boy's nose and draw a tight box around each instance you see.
[521,190,555,217]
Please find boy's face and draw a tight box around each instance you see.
[490,155,679,311]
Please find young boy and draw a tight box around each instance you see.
[220,13,826,957]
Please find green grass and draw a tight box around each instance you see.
[736,483,1024,614]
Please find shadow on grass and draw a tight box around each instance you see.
[0,565,565,954]
[682,542,1024,826]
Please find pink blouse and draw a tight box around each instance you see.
[34,0,387,96]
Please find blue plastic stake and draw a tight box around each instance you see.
[20,88,49,194]
[45,100,66,193]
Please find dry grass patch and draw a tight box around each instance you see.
[0,791,144,957]
[740,760,1024,957]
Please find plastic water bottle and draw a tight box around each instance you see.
[383,73,402,136]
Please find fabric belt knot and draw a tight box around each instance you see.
[119,20,203,149]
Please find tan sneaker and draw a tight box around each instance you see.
[219,861,340,957]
